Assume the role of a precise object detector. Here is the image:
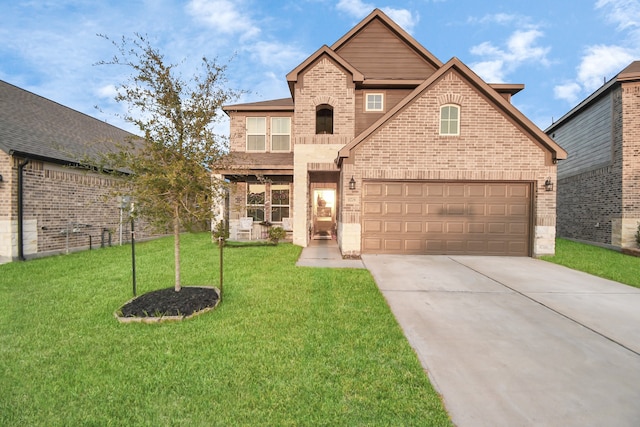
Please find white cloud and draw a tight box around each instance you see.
[470,59,506,82]
[96,84,118,99]
[336,0,372,18]
[468,13,524,26]
[553,1,640,104]
[553,82,582,104]
[470,28,550,83]
[577,45,636,90]
[336,0,418,32]
[596,0,640,34]
[244,40,307,70]
[186,0,260,39]
[381,8,418,32]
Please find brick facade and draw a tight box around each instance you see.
[621,81,640,244]
[221,9,565,256]
[294,57,355,139]
[0,157,156,260]
[340,71,558,256]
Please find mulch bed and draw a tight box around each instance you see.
[118,286,219,319]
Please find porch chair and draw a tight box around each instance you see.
[282,217,293,240]
[237,217,253,240]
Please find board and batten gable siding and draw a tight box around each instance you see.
[355,88,413,136]
[334,18,436,80]
[552,93,613,179]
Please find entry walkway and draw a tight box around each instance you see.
[296,239,365,268]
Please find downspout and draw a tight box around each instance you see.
[17,158,30,261]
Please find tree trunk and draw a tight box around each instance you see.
[173,205,181,292]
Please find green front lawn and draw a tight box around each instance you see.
[0,233,451,426]
[541,238,640,288]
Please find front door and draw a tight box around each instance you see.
[312,189,335,239]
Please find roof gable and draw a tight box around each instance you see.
[338,57,567,164]
[286,45,364,97]
[547,60,640,132]
[331,9,442,79]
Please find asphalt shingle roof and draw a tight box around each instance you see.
[0,80,135,165]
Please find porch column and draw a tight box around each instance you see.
[292,149,309,247]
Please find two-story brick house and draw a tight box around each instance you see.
[221,9,567,257]
[546,61,640,249]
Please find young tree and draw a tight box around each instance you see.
[97,33,240,292]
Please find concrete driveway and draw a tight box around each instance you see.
[362,255,640,427]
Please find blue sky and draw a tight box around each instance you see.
[1,0,639,134]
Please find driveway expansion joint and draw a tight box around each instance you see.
[449,256,640,358]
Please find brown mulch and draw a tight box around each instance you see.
[118,286,219,318]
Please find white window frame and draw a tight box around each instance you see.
[246,182,266,222]
[270,183,290,222]
[439,104,460,136]
[365,93,384,112]
[270,117,291,152]
[246,117,266,151]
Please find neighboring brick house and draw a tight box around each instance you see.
[545,61,640,249]
[0,80,152,261]
[221,9,567,257]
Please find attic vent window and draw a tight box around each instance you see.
[365,93,384,112]
[316,105,333,135]
[440,104,460,136]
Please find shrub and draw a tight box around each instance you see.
[268,226,287,244]
[212,220,229,244]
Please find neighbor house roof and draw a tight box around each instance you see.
[546,60,640,133]
[0,80,134,165]
[338,57,568,164]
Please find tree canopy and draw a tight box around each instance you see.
[98,33,241,291]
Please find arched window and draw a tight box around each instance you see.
[440,104,460,136]
[316,104,333,135]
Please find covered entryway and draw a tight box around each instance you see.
[361,181,532,256]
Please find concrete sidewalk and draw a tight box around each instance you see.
[363,254,640,427]
[296,239,365,268]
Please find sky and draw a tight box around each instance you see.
[1,0,639,135]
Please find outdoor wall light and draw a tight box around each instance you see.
[544,178,554,192]
[0,174,3,182]
[349,176,356,190]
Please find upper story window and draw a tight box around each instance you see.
[316,105,333,134]
[440,105,460,136]
[246,117,266,151]
[271,117,291,151]
[365,93,384,112]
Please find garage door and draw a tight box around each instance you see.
[361,181,532,256]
